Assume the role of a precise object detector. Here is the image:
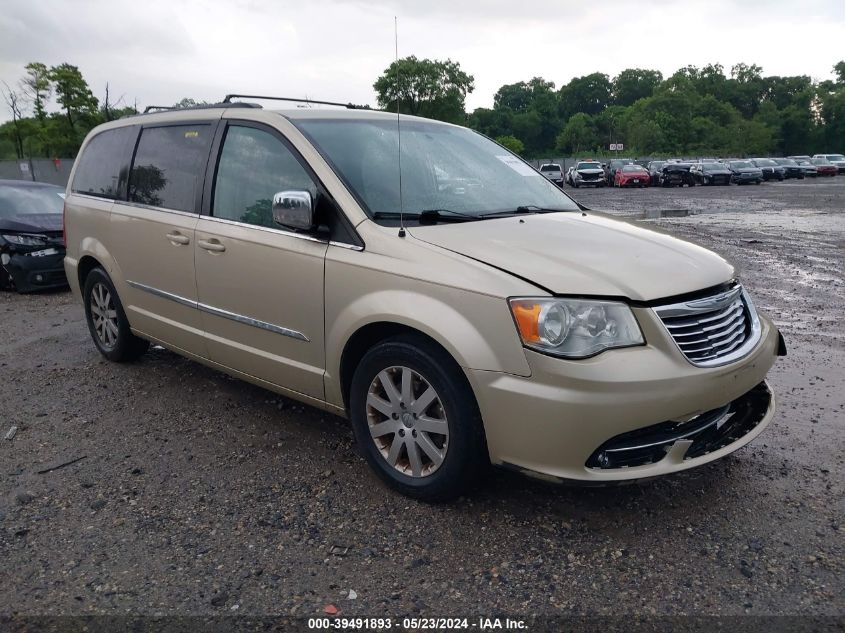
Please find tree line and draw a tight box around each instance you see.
[2,59,843,160]
[375,58,845,158]
[1,63,141,159]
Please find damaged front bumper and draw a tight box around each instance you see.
[1,249,68,292]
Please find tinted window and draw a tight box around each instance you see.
[212,125,317,229]
[129,124,211,212]
[72,127,136,199]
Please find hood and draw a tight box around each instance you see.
[0,213,63,233]
[408,213,734,302]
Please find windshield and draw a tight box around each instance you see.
[703,164,725,172]
[648,162,665,170]
[540,165,561,172]
[621,165,645,172]
[754,159,777,166]
[0,184,65,219]
[810,158,831,165]
[294,118,579,219]
[824,154,844,161]
[576,162,602,170]
[774,158,797,166]
[730,161,753,169]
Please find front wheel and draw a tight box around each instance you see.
[349,335,488,501]
[83,268,149,362]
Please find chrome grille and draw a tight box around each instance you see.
[653,284,761,367]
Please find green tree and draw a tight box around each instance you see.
[555,113,596,154]
[494,77,557,114]
[174,97,210,109]
[834,61,845,83]
[373,56,474,123]
[467,107,513,140]
[21,62,51,123]
[48,63,99,135]
[559,73,612,119]
[612,69,663,107]
[495,135,524,155]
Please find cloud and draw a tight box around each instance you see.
[1,0,843,122]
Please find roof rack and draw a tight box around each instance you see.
[142,102,261,114]
[223,94,366,109]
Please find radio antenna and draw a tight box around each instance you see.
[395,16,406,238]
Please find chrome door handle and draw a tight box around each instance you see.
[197,239,226,253]
[166,232,190,245]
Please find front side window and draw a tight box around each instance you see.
[129,124,211,212]
[72,127,136,199]
[212,125,317,229]
[293,118,579,221]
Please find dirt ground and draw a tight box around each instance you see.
[1,178,843,622]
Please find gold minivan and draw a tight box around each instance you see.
[64,100,785,500]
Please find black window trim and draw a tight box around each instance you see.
[124,119,220,215]
[202,119,363,250]
[71,125,140,202]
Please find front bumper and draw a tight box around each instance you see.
[575,173,605,186]
[618,178,648,187]
[1,250,68,292]
[467,310,780,482]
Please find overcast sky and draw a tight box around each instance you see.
[1,0,843,121]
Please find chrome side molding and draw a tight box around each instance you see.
[126,280,309,342]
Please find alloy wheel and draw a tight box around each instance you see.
[365,366,449,478]
[90,281,118,349]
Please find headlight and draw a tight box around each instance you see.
[509,297,644,359]
[1,233,49,246]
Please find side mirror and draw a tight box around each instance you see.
[272,190,314,231]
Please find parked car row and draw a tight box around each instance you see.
[542,153,843,189]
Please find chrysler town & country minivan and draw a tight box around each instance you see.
[63,100,785,500]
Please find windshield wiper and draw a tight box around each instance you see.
[372,209,479,224]
[479,205,568,219]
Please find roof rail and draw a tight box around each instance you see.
[139,102,261,116]
[223,94,367,109]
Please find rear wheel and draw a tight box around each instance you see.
[349,335,487,501]
[83,268,149,362]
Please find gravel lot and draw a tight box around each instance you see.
[1,179,843,623]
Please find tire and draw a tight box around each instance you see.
[83,267,149,362]
[349,334,488,501]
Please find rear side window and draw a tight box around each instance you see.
[129,124,211,212]
[72,127,136,199]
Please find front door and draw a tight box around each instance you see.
[194,123,327,399]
